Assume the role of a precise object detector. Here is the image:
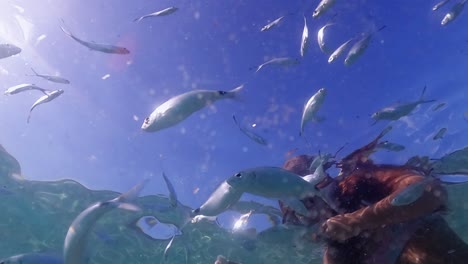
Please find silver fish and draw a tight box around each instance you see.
[371,86,435,123]
[255,57,299,73]
[391,179,432,206]
[162,172,178,207]
[344,25,386,66]
[4,83,48,95]
[134,7,178,22]
[300,88,327,136]
[0,43,21,59]
[63,179,148,264]
[260,16,285,32]
[313,0,336,18]
[433,0,452,11]
[317,23,335,54]
[60,21,130,54]
[376,141,406,152]
[300,16,309,57]
[328,38,353,63]
[226,167,319,200]
[193,181,243,216]
[433,128,447,140]
[441,0,466,26]
[27,89,64,123]
[141,85,243,132]
[28,68,70,84]
[0,252,63,264]
[232,115,268,145]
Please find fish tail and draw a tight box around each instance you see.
[116,178,150,203]
[227,84,244,100]
[133,16,144,23]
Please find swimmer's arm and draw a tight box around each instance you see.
[323,173,447,241]
[345,174,445,230]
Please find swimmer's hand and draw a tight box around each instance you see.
[321,214,361,242]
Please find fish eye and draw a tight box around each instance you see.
[218,91,227,95]
[144,117,150,124]
[234,172,242,178]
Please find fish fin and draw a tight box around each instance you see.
[133,16,143,22]
[420,99,437,104]
[232,114,239,126]
[31,67,39,76]
[117,178,150,203]
[281,198,308,216]
[59,19,73,37]
[419,85,427,100]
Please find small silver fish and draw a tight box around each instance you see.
[300,16,309,57]
[441,0,467,26]
[27,89,64,123]
[300,88,327,136]
[255,57,299,73]
[162,172,178,207]
[391,179,432,206]
[226,167,319,200]
[60,20,130,54]
[432,102,446,111]
[0,252,63,264]
[28,68,70,84]
[134,7,178,22]
[344,25,386,66]
[317,23,335,54]
[433,0,452,11]
[0,43,21,59]
[142,85,243,132]
[313,0,336,18]
[328,38,353,63]
[433,128,447,140]
[260,16,285,32]
[64,179,148,264]
[4,83,48,95]
[371,86,435,123]
[376,141,405,152]
[232,115,268,145]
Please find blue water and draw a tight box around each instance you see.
[0,0,467,263]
